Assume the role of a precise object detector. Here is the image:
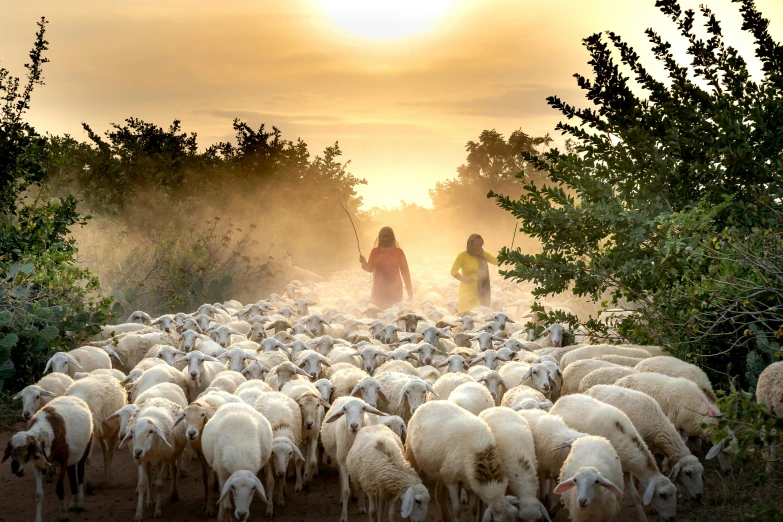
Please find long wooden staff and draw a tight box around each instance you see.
[339,198,362,257]
[511,221,519,250]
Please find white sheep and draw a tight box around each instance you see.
[346,424,430,522]
[499,384,546,409]
[295,349,332,380]
[201,402,273,521]
[208,370,245,394]
[478,407,549,522]
[404,400,518,522]
[559,344,650,369]
[65,374,127,483]
[553,435,624,522]
[178,351,226,400]
[578,366,638,393]
[375,359,420,377]
[281,380,332,483]
[498,361,553,396]
[551,394,678,522]
[127,364,188,404]
[560,359,615,396]
[44,346,113,377]
[134,382,188,409]
[756,361,783,472]
[448,381,495,416]
[586,385,704,500]
[321,396,386,522]
[14,372,74,422]
[217,346,258,373]
[3,396,93,522]
[431,372,475,400]
[236,379,274,405]
[329,365,370,400]
[635,356,717,402]
[376,372,438,422]
[468,366,506,405]
[265,361,312,391]
[595,354,646,367]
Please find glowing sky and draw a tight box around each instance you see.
[1,0,781,209]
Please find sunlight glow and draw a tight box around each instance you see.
[318,0,453,40]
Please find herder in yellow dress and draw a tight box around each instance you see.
[450,233,499,313]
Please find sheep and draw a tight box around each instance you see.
[217,346,258,373]
[375,359,420,377]
[143,344,185,365]
[295,349,332,379]
[73,368,127,382]
[14,372,74,422]
[404,401,518,522]
[321,396,386,522]
[280,380,332,482]
[478,407,549,522]
[552,436,624,522]
[559,344,650,369]
[253,391,304,515]
[265,361,312,391]
[595,354,646,367]
[537,323,571,347]
[438,354,470,373]
[499,384,547,409]
[498,361,553,396]
[201,402,273,521]
[150,315,175,333]
[119,399,187,521]
[134,383,188,409]
[578,366,638,393]
[635,356,717,402]
[208,370,245,394]
[378,415,407,441]
[448,381,495,416]
[467,366,506,405]
[515,409,587,506]
[207,324,247,349]
[560,359,615,396]
[99,332,180,374]
[376,372,438,422]
[65,374,127,483]
[127,312,153,326]
[431,372,475,400]
[330,366,372,401]
[88,322,149,342]
[3,396,93,522]
[586,385,704,500]
[416,365,440,384]
[346,424,430,522]
[236,379,273,404]
[126,364,188,404]
[44,346,112,377]
[178,351,226,400]
[614,372,721,441]
[240,361,272,380]
[551,394,678,522]
[470,348,508,370]
[314,378,335,403]
[756,361,783,472]
[352,345,389,374]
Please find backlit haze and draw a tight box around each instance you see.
[2,0,782,209]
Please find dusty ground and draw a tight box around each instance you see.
[0,417,774,522]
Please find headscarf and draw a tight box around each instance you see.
[373,226,400,249]
[467,233,491,305]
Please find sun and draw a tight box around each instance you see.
[318,0,453,40]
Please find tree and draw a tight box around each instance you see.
[490,0,783,385]
[0,18,111,390]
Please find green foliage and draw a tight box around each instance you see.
[0,18,112,390]
[490,0,783,387]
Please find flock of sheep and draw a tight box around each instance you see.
[4,257,783,522]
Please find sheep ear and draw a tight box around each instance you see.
[481,507,493,522]
[291,444,305,463]
[250,474,268,503]
[295,367,311,378]
[506,318,515,324]
[172,412,186,427]
[218,475,234,505]
[363,404,387,417]
[537,500,552,522]
[598,476,623,497]
[319,398,332,409]
[325,407,346,423]
[522,370,532,381]
[118,430,133,449]
[667,462,682,481]
[424,383,439,397]
[152,427,172,448]
[66,355,84,370]
[350,383,363,397]
[377,389,387,402]
[642,480,656,505]
[553,477,576,494]
[705,440,724,460]
[43,358,53,374]
[400,487,415,519]
[244,352,257,361]
[150,318,160,326]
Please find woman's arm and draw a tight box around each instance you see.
[484,251,499,266]
[398,250,413,298]
[451,252,475,284]
[361,249,377,273]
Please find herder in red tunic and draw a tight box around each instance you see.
[359,226,413,310]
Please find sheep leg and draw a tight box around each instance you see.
[265,465,276,517]
[103,431,117,482]
[624,473,647,522]
[294,456,304,492]
[154,463,165,518]
[447,483,462,522]
[56,463,68,521]
[135,464,146,522]
[67,465,82,512]
[34,468,44,522]
[358,486,367,515]
[198,452,210,509]
[385,496,394,522]
[339,461,351,522]
[145,463,153,507]
[435,481,451,522]
[205,470,217,517]
[278,469,287,507]
[76,445,88,510]
[170,461,179,502]
[367,493,377,522]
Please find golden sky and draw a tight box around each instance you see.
[2,0,782,209]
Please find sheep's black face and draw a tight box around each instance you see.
[3,440,38,477]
